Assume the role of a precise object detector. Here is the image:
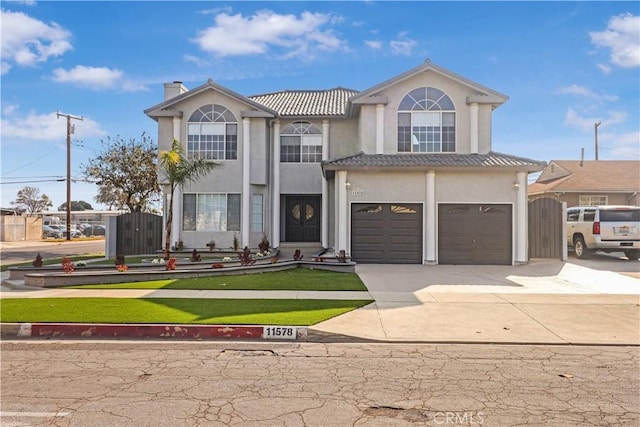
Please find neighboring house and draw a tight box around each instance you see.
[529,161,640,207]
[144,59,545,265]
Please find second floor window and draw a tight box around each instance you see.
[187,104,238,160]
[280,121,322,163]
[398,87,456,153]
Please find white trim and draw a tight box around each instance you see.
[469,102,479,154]
[322,120,330,248]
[515,171,527,264]
[376,104,384,154]
[242,118,251,247]
[273,120,281,247]
[337,171,348,253]
[425,171,436,264]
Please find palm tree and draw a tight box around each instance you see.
[159,139,218,259]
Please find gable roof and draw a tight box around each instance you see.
[322,152,545,175]
[248,87,358,117]
[528,160,640,194]
[144,79,277,120]
[349,59,508,108]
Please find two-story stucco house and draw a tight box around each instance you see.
[144,59,545,265]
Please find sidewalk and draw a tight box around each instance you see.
[1,260,638,345]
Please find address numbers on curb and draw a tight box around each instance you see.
[263,326,297,339]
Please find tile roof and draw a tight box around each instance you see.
[322,151,546,171]
[249,87,358,117]
[529,160,640,194]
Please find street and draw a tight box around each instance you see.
[0,240,106,266]
[1,341,638,426]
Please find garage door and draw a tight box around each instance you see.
[438,204,512,265]
[351,203,422,264]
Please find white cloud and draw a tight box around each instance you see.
[390,33,417,56]
[596,63,612,74]
[3,104,19,115]
[192,10,348,59]
[558,84,618,101]
[590,13,640,68]
[0,110,106,142]
[564,108,627,132]
[183,54,210,67]
[365,40,382,49]
[51,65,146,92]
[0,9,73,75]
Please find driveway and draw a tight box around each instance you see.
[309,260,640,344]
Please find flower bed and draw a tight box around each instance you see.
[19,260,356,288]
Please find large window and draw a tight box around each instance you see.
[187,104,238,160]
[398,87,455,153]
[183,193,240,231]
[280,121,322,163]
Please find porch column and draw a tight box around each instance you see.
[321,119,329,248]
[515,171,527,264]
[337,171,348,253]
[171,117,182,245]
[376,104,384,154]
[425,171,436,264]
[172,116,181,141]
[242,117,251,247]
[469,102,479,154]
[272,120,281,248]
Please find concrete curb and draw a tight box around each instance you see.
[1,323,307,341]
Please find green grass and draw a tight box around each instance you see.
[67,268,367,291]
[0,298,373,325]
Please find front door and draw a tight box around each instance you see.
[285,196,321,242]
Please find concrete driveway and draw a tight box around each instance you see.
[309,261,640,345]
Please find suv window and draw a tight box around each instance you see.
[583,210,596,222]
[600,209,640,222]
[567,210,580,222]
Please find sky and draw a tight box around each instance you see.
[1,1,639,211]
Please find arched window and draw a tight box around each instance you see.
[397,87,455,153]
[187,104,238,160]
[280,121,322,163]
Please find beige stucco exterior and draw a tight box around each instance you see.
[145,60,543,264]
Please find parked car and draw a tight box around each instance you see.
[42,225,63,239]
[82,225,106,236]
[49,224,83,238]
[566,205,640,259]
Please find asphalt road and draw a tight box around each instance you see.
[0,240,106,266]
[1,341,638,426]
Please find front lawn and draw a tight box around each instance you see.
[67,268,367,291]
[0,298,373,325]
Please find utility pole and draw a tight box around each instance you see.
[594,121,601,161]
[57,112,83,241]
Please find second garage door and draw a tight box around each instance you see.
[351,203,423,264]
[438,204,512,265]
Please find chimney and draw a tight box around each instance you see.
[580,148,584,167]
[164,81,187,100]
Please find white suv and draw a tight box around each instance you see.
[566,206,640,260]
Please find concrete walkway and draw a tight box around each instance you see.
[1,260,638,345]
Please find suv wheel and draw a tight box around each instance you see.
[624,250,639,260]
[574,237,591,259]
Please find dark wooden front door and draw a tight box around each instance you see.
[285,196,321,242]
